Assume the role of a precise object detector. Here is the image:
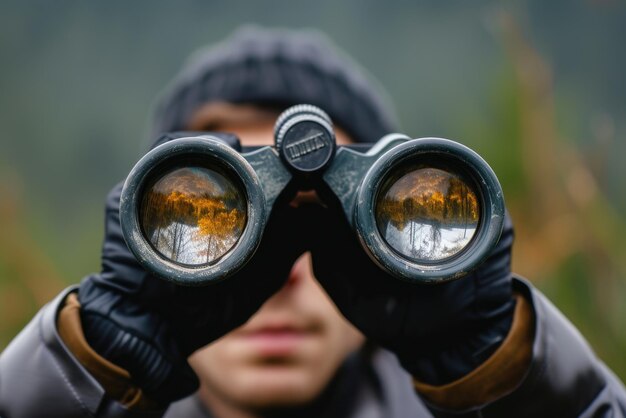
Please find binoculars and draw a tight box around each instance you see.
[120,105,504,286]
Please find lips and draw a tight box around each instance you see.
[238,324,318,357]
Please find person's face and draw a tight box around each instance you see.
[187,103,365,412]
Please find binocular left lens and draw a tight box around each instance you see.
[140,165,247,266]
[120,135,272,285]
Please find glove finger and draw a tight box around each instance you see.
[98,182,147,292]
[171,203,308,354]
[79,276,199,403]
[96,182,176,307]
[307,204,412,344]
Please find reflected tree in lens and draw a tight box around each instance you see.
[140,167,247,265]
[375,167,479,261]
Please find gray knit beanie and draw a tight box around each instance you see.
[151,26,399,143]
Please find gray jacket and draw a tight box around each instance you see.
[1,278,625,418]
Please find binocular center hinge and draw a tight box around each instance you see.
[274,104,337,176]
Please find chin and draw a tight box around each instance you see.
[229,365,326,408]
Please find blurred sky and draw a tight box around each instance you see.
[1,1,625,364]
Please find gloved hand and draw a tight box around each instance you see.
[78,182,304,404]
[310,205,516,385]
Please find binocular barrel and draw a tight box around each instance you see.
[120,105,505,286]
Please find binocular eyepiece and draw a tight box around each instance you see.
[120,104,505,286]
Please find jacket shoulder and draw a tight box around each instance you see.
[0,287,162,418]
[478,278,626,417]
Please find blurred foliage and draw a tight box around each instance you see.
[1,1,625,381]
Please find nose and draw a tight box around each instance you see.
[285,252,310,287]
[262,252,311,309]
[289,190,323,208]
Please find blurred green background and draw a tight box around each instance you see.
[1,1,625,380]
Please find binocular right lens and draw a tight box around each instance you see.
[345,136,504,283]
[140,166,248,266]
[375,166,479,262]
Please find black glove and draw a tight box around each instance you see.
[78,183,304,404]
[310,205,516,385]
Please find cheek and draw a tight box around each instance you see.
[188,340,233,380]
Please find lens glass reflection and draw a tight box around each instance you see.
[375,167,479,261]
[140,166,247,266]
